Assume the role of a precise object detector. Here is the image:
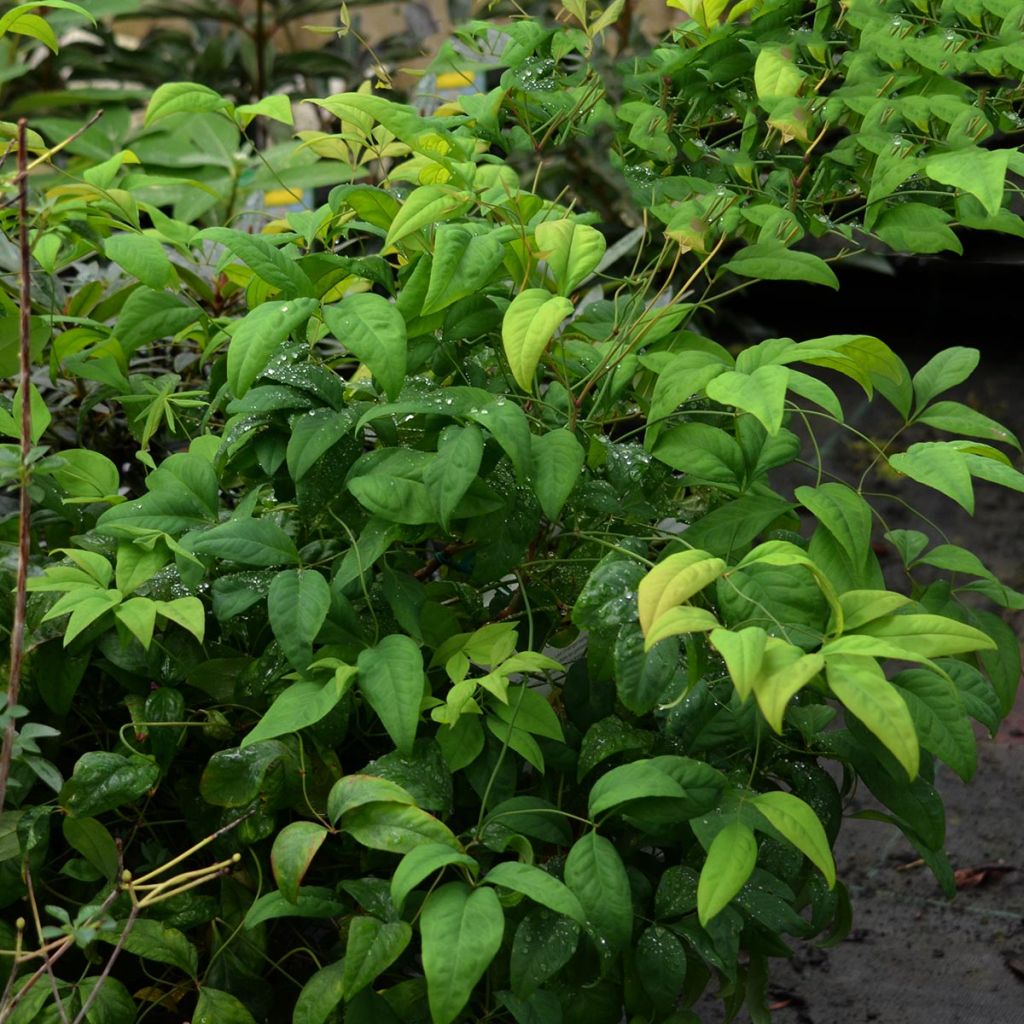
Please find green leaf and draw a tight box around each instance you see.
[795,482,873,570]
[243,668,356,748]
[190,518,299,566]
[323,293,407,400]
[62,817,118,882]
[696,821,757,927]
[156,596,205,643]
[912,347,979,409]
[926,148,1009,217]
[465,399,533,484]
[530,429,585,521]
[889,442,974,512]
[327,775,416,823]
[343,917,412,998]
[47,449,118,501]
[588,761,686,818]
[341,802,460,854]
[385,186,472,248]
[236,94,294,128]
[535,219,606,295]
[357,635,425,755]
[199,227,314,299]
[915,401,1019,450]
[425,425,485,531]
[227,298,318,398]
[485,862,586,925]
[510,908,580,999]
[638,549,726,635]
[750,791,835,886]
[421,882,505,1024]
[200,741,295,809]
[680,493,793,559]
[491,686,564,741]
[826,654,919,779]
[293,959,346,1024]
[245,887,345,930]
[115,541,167,595]
[110,918,198,977]
[651,422,745,488]
[272,821,329,904]
[875,204,963,255]
[635,925,687,1016]
[192,987,256,1024]
[347,472,436,525]
[705,365,789,435]
[146,82,232,125]
[115,288,202,354]
[723,242,838,289]
[287,408,353,482]
[892,669,977,782]
[502,289,574,392]
[268,569,332,670]
[564,832,632,952]
[61,753,157,815]
[422,226,506,315]
[104,234,175,290]
[391,844,479,913]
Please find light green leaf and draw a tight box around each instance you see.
[697,821,757,926]
[421,882,505,1024]
[156,596,205,643]
[190,518,299,566]
[115,542,168,594]
[502,289,574,392]
[638,549,726,635]
[889,442,974,512]
[227,298,319,398]
[357,635,425,755]
[754,46,805,104]
[794,482,873,565]
[385,186,472,248]
[236,94,294,127]
[535,219,606,295]
[853,613,996,657]
[723,242,838,289]
[391,844,479,913]
[826,654,919,779]
[709,627,767,701]
[242,668,356,749]
[105,234,175,290]
[705,365,789,435]
[342,917,412,999]
[645,606,720,649]
[268,569,332,670]
[564,832,632,952]
[146,82,232,125]
[835,590,913,632]
[272,821,329,904]
[485,862,586,925]
[1,12,57,51]
[751,791,835,886]
[49,449,120,500]
[926,147,1009,217]
[323,293,407,400]
[912,347,980,409]
[114,597,156,649]
[529,429,585,521]
[750,641,824,732]
[43,588,122,646]
[112,918,198,977]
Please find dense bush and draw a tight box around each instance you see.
[0,2,1022,1023]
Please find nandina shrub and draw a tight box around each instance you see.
[1,4,1023,1023]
